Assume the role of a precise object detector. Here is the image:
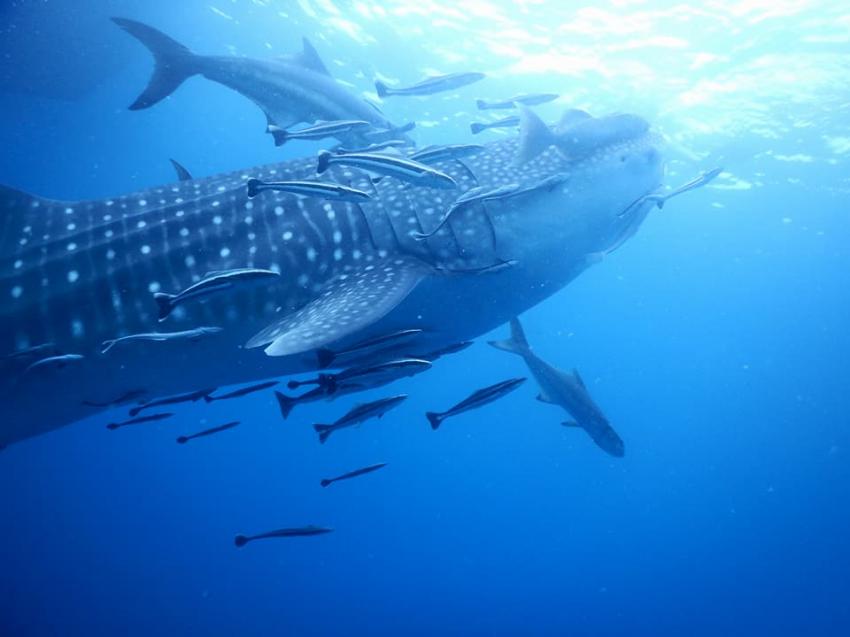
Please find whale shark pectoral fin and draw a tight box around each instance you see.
[246,257,432,358]
[536,391,556,404]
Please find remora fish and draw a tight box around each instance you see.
[274,383,365,420]
[336,140,408,154]
[409,144,485,164]
[246,178,370,203]
[313,394,407,444]
[320,462,387,488]
[470,116,520,135]
[176,420,239,444]
[316,328,424,369]
[267,120,372,147]
[83,389,149,408]
[106,412,173,430]
[1,105,668,450]
[489,318,624,457]
[154,268,280,321]
[375,72,485,98]
[204,381,278,403]
[288,358,431,394]
[426,377,526,430]
[413,183,521,240]
[100,327,223,354]
[476,93,559,110]
[234,525,333,547]
[113,18,399,144]
[129,388,214,417]
[316,150,456,189]
[24,354,83,374]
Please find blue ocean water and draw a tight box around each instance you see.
[1,1,849,635]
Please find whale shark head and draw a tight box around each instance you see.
[478,110,664,286]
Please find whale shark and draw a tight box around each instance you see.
[0,109,666,448]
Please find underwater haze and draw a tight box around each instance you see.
[2,0,849,635]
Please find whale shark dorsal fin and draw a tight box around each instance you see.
[246,257,431,357]
[294,37,331,76]
[515,105,556,165]
[169,158,192,181]
[555,108,592,133]
[572,369,587,389]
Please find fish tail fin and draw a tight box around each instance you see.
[176,436,189,444]
[475,99,488,110]
[313,424,332,444]
[316,348,335,368]
[202,395,214,404]
[112,17,199,110]
[316,150,332,175]
[274,391,296,419]
[266,124,288,147]
[470,122,486,135]
[234,534,248,548]
[152,292,175,321]
[246,178,264,198]
[516,105,556,165]
[375,80,390,98]
[426,412,443,430]
[320,479,332,488]
[488,317,530,355]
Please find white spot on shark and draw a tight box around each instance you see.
[141,245,151,255]
[10,285,22,299]
[68,270,79,283]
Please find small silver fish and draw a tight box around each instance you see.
[316,150,456,189]
[176,420,240,444]
[24,354,84,374]
[470,116,520,135]
[234,525,333,547]
[100,327,223,354]
[313,394,407,444]
[316,328,424,368]
[267,119,372,146]
[375,72,485,98]
[409,144,485,164]
[106,412,173,430]
[426,377,526,430]
[476,93,559,110]
[154,268,280,321]
[320,462,387,488]
[335,140,408,154]
[246,178,371,203]
[413,183,521,239]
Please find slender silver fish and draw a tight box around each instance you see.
[246,178,371,203]
[316,328,424,368]
[335,140,408,154]
[313,394,407,444]
[470,116,521,135]
[375,72,485,98]
[234,525,333,547]
[106,412,173,430]
[24,354,83,374]
[267,119,372,146]
[274,383,365,420]
[409,144,485,164]
[476,93,559,110]
[426,377,526,430]
[176,420,240,444]
[413,183,521,240]
[154,268,280,321]
[204,381,278,403]
[100,327,223,354]
[320,462,387,487]
[129,388,214,417]
[288,358,431,394]
[316,150,456,189]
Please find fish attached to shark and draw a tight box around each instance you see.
[112,18,400,146]
[1,102,698,449]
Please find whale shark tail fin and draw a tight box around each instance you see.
[112,17,199,110]
[488,318,531,356]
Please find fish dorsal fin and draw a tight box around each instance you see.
[169,158,192,181]
[572,368,587,389]
[293,37,331,76]
[246,257,431,357]
[555,108,592,133]
[515,105,556,165]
